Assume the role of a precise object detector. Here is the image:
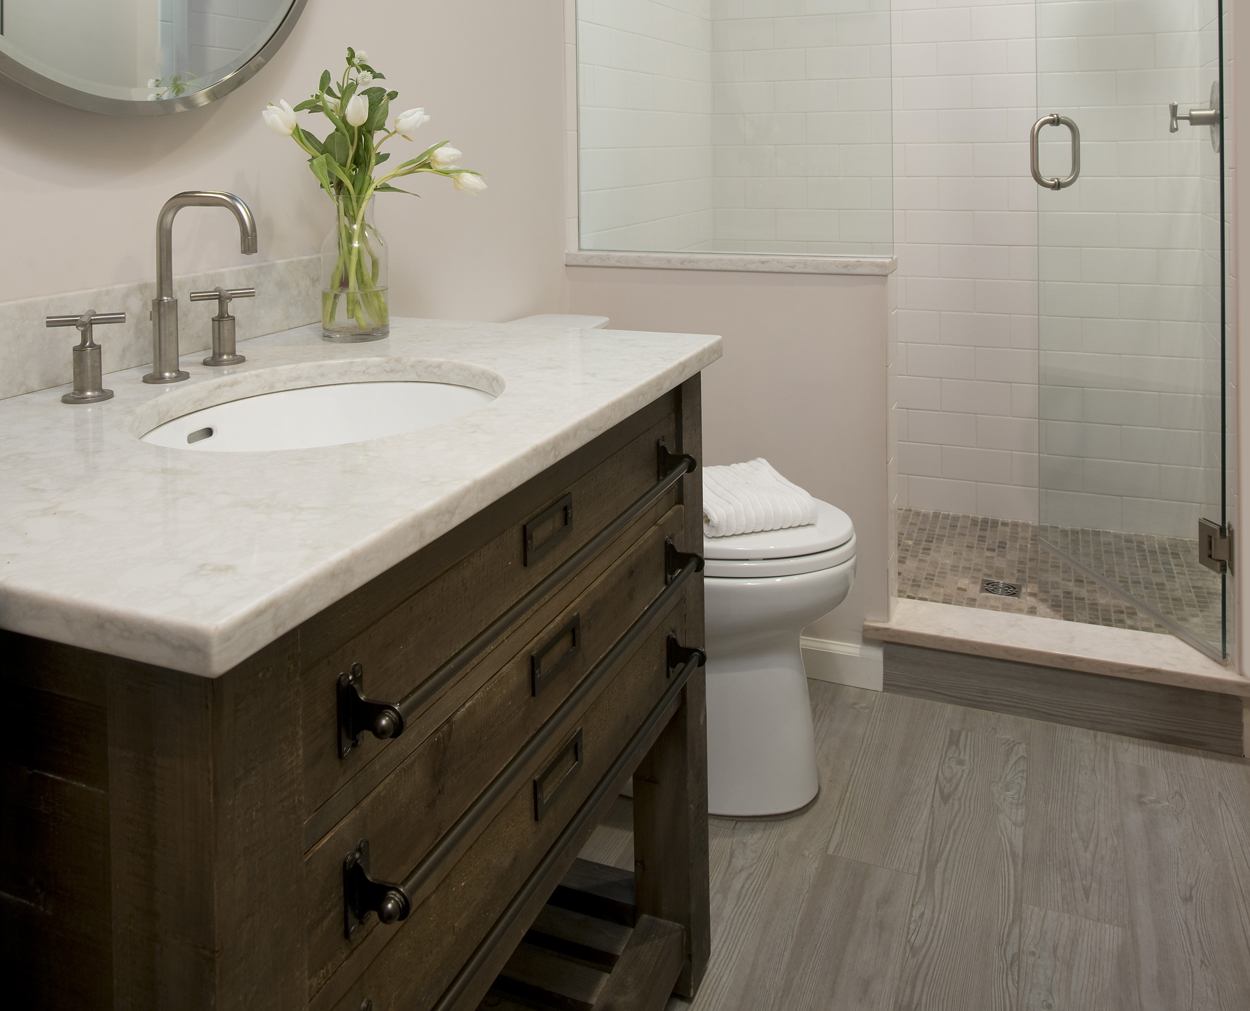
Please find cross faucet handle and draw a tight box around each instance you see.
[190,287,256,317]
[45,310,126,404]
[189,288,255,368]
[46,309,127,347]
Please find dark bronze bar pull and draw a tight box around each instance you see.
[667,636,707,678]
[337,663,405,759]
[665,538,705,585]
[534,729,584,821]
[523,492,574,566]
[657,436,698,480]
[531,613,582,697]
[343,840,411,939]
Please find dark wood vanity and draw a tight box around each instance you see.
[2,379,709,1010]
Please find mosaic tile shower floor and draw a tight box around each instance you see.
[897,509,1223,646]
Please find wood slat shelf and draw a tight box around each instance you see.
[478,860,685,1011]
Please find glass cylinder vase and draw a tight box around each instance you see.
[321,198,389,341]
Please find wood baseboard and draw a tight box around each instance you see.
[884,643,1248,757]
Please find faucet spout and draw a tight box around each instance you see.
[146,191,258,384]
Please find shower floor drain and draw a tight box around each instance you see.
[981,578,1021,598]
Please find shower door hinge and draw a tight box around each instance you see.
[1199,518,1234,575]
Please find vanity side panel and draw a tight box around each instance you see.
[633,374,711,998]
[0,634,113,1009]
[210,634,307,1008]
[105,634,306,1010]
[105,662,218,1005]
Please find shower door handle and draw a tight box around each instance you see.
[1169,82,1223,153]
[1030,113,1081,191]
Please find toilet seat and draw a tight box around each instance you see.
[704,535,856,578]
[704,499,856,578]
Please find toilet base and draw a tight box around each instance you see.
[705,634,819,818]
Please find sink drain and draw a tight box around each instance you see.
[981,579,1021,598]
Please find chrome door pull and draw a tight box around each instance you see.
[1030,113,1081,191]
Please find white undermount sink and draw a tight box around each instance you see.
[141,380,497,452]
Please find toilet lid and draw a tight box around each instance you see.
[703,499,855,560]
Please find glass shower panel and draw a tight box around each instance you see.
[1035,0,1227,656]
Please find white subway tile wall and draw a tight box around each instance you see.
[576,1,716,252]
[894,0,1041,523]
[896,0,1226,538]
[576,0,893,254]
[708,0,893,255]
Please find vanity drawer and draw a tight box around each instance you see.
[317,593,697,1011]
[304,505,693,996]
[300,400,694,818]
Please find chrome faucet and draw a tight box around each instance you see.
[144,191,258,384]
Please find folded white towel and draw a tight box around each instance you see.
[702,459,818,538]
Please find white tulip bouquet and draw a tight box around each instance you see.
[264,48,486,338]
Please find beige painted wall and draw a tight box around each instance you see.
[0,1,567,321]
[568,266,891,646]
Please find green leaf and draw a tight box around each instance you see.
[366,94,389,133]
[341,79,357,108]
[375,152,391,165]
[386,90,398,101]
[328,160,356,189]
[308,154,335,196]
[325,131,351,167]
[376,183,420,196]
[294,126,324,155]
[293,98,318,113]
[346,46,356,62]
[318,69,331,94]
[316,151,355,193]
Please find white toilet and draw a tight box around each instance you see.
[703,500,856,817]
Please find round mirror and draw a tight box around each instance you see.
[0,0,307,115]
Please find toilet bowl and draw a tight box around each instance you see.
[703,500,856,817]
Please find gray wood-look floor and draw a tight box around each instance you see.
[581,682,1250,1011]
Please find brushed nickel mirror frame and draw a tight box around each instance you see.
[0,0,308,117]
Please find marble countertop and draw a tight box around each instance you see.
[0,318,722,677]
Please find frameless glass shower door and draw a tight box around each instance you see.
[1034,0,1228,657]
